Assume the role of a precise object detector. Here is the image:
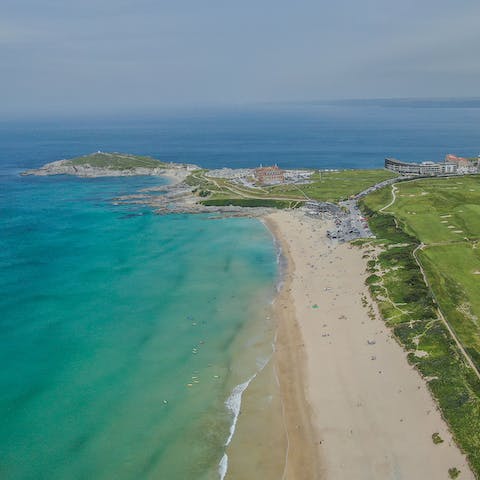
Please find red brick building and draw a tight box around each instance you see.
[254,165,285,184]
[445,154,477,174]
[445,154,469,166]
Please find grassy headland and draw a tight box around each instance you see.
[67,152,168,170]
[21,152,176,177]
[360,176,480,475]
[186,168,397,206]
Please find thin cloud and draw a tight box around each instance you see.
[0,0,479,115]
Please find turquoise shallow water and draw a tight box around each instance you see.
[0,175,277,479]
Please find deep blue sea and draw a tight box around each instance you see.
[1,101,479,479]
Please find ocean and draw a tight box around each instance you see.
[1,100,479,479]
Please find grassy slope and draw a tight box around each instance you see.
[370,176,480,243]
[365,175,480,371]
[420,245,480,369]
[361,178,480,475]
[68,152,167,170]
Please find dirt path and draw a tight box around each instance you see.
[379,184,398,212]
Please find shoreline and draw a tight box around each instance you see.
[221,215,316,480]
[264,214,320,479]
[261,209,473,479]
[220,231,288,480]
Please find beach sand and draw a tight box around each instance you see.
[261,209,474,480]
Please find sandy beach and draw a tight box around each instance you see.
[264,209,473,480]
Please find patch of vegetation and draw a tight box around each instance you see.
[185,170,210,187]
[200,198,304,209]
[350,238,371,247]
[68,152,167,170]
[449,467,461,479]
[360,294,368,307]
[366,259,377,273]
[360,191,480,476]
[361,182,395,211]
[366,274,381,285]
[432,432,444,444]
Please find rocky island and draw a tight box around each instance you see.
[21,151,197,180]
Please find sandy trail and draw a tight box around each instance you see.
[265,209,473,480]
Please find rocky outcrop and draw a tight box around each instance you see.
[113,183,274,217]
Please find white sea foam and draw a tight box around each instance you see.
[218,375,255,480]
[218,454,228,480]
[225,375,256,446]
[218,353,273,479]
[275,241,283,265]
[256,354,270,371]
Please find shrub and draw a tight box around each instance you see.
[448,467,460,479]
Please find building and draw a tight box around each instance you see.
[385,158,420,175]
[385,158,459,176]
[445,154,477,174]
[254,165,285,184]
[443,162,457,174]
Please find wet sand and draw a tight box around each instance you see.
[225,215,316,480]
[260,209,473,480]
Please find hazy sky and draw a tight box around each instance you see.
[1,0,479,115]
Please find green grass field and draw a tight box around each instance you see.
[361,176,480,475]
[364,175,480,370]
[364,175,480,243]
[267,169,397,202]
[187,169,397,206]
[420,245,480,369]
[68,152,167,170]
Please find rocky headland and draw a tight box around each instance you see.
[21,152,197,180]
